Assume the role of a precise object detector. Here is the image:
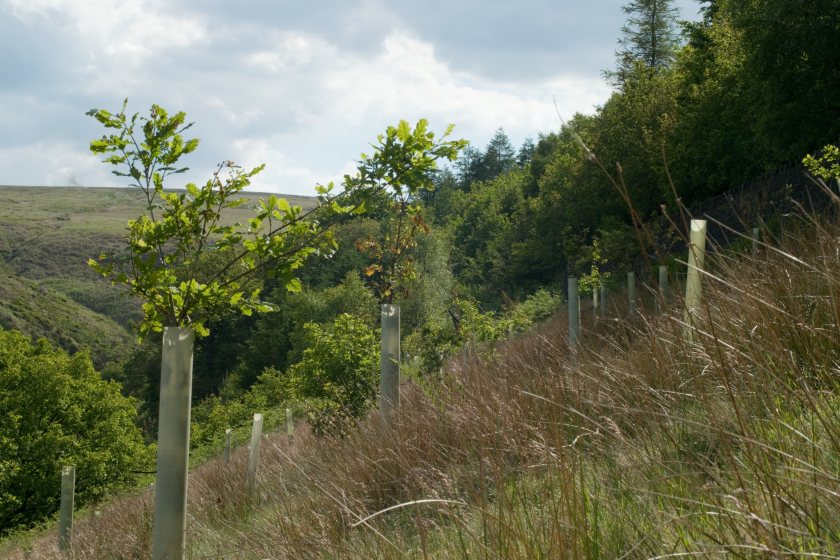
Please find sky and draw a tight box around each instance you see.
[0,0,701,196]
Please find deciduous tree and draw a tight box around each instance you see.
[353,119,466,304]
[0,329,149,533]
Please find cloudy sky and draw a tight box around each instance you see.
[0,0,700,195]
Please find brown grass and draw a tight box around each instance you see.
[10,213,840,559]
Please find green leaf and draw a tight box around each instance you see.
[397,120,411,141]
[285,277,302,292]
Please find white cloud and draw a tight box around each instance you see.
[4,0,63,19]
[245,32,328,74]
[318,31,608,149]
[0,142,109,187]
[206,30,609,194]
[229,138,321,193]
[7,0,206,54]
[0,0,633,196]
[5,0,206,92]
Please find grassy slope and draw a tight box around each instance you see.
[0,186,315,366]
[0,263,134,368]
[9,213,840,559]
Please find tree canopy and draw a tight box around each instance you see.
[0,328,150,532]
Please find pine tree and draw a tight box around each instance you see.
[607,0,680,86]
[476,128,516,182]
[455,145,482,189]
[517,136,536,167]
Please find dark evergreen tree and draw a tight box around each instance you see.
[517,136,536,167]
[607,0,680,86]
[455,144,483,188]
[476,128,516,182]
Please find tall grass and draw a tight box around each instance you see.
[11,212,840,559]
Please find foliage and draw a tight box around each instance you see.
[668,6,757,201]
[448,168,528,306]
[0,329,150,533]
[106,334,161,437]
[298,218,380,289]
[503,289,563,331]
[87,101,356,338]
[129,241,379,442]
[725,0,840,163]
[453,145,484,189]
[397,231,456,334]
[516,136,536,168]
[0,187,297,378]
[146,271,377,413]
[351,119,466,303]
[593,66,678,213]
[231,272,378,392]
[409,290,562,376]
[449,130,521,188]
[281,313,379,434]
[592,218,642,277]
[472,129,518,183]
[574,237,608,294]
[804,144,840,183]
[193,312,380,440]
[433,0,839,313]
[669,0,840,198]
[189,383,272,453]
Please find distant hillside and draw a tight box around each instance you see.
[0,263,134,369]
[0,186,316,368]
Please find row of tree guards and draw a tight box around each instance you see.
[56,407,297,555]
[567,219,713,348]
[79,104,468,560]
[151,310,399,554]
[380,218,724,394]
[55,217,742,557]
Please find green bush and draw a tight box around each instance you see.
[504,288,563,331]
[408,290,563,376]
[284,314,379,434]
[0,328,151,534]
[804,143,840,182]
[233,272,377,390]
[191,312,379,442]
